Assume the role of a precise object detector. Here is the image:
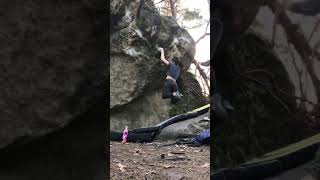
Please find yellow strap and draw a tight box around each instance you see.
[189,104,210,113]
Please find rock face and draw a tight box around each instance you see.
[111,89,171,130]
[110,72,208,130]
[110,0,202,130]
[0,0,105,150]
[0,1,106,180]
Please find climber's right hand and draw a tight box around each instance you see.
[157,47,164,52]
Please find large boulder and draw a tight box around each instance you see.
[213,31,316,168]
[0,1,105,180]
[0,0,105,150]
[110,71,208,131]
[110,0,203,130]
[156,112,210,140]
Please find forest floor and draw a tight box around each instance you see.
[110,141,210,180]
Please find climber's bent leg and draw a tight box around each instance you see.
[162,79,175,99]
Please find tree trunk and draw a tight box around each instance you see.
[169,0,177,19]
[192,59,210,90]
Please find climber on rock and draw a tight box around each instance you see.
[158,47,183,104]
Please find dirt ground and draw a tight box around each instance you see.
[110,141,210,180]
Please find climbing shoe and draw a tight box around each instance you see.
[173,91,183,99]
[170,91,182,104]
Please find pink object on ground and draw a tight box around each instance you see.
[122,126,128,143]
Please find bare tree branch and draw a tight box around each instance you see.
[240,75,290,112]
[267,0,320,103]
[308,18,320,42]
[192,59,210,90]
[195,33,210,44]
[195,20,210,44]
[155,0,166,4]
[285,37,309,109]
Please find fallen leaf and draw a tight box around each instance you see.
[168,153,174,157]
[163,165,174,169]
[170,151,185,155]
[193,149,204,153]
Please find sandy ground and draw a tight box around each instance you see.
[110,141,210,180]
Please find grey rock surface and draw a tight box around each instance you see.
[110,89,171,130]
[0,0,106,180]
[0,0,105,149]
[156,112,210,140]
[110,0,195,108]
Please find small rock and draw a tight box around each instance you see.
[163,165,174,169]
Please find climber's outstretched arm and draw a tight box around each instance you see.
[158,47,169,66]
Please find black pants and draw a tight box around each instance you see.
[162,79,179,104]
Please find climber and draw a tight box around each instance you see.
[158,47,183,104]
